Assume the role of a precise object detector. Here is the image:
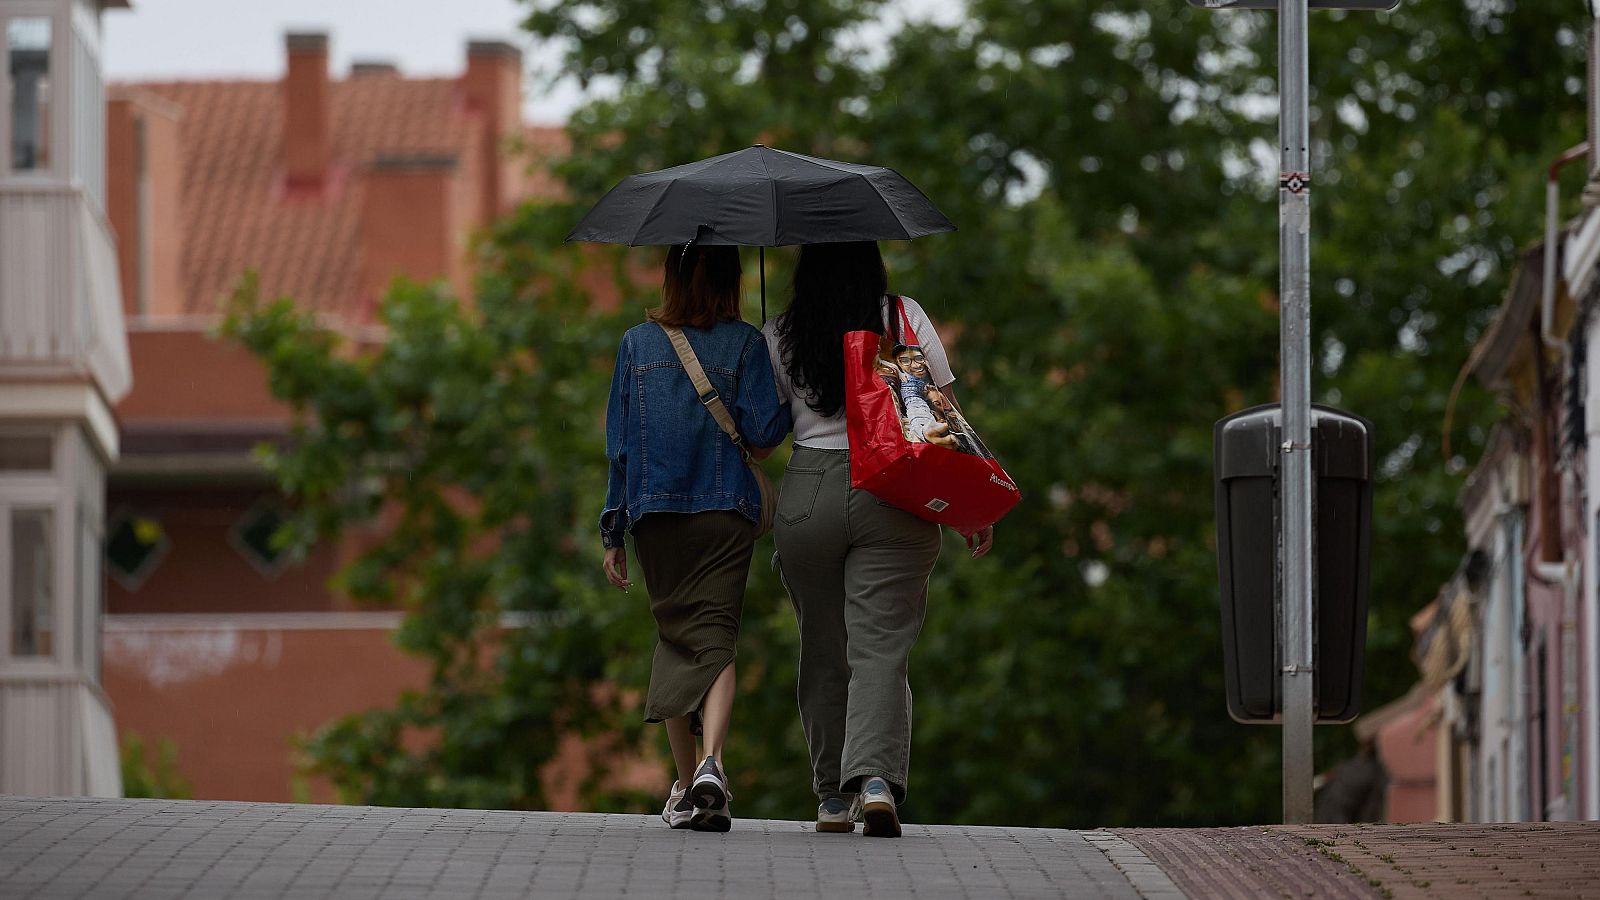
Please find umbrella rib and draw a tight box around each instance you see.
[858,171,914,240]
[775,149,939,240]
[771,147,874,177]
[628,179,680,246]
[759,148,779,246]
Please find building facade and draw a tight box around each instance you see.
[89,29,629,805]
[0,12,651,805]
[0,0,131,797]
[1371,49,1600,820]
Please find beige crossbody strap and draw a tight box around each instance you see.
[661,324,748,455]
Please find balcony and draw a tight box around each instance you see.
[0,181,130,402]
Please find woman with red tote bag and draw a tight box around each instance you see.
[762,241,994,838]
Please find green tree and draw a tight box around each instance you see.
[221,211,659,811]
[120,733,192,800]
[522,0,1587,826]
[222,0,1588,825]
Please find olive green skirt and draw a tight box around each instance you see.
[631,510,756,731]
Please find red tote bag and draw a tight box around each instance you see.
[844,297,1021,537]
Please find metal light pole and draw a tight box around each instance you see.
[1277,0,1316,825]
[1193,0,1394,825]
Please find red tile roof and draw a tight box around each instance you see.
[117,76,566,322]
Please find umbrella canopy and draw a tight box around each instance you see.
[566,145,956,247]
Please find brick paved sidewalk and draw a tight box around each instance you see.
[9,797,1597,899]
[1117,822,1600,900]
[0,796,1148,900]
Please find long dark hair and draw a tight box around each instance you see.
[649,244,742,328]
[776,241,889,417]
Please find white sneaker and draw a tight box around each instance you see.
[661,780,694,829]
[816,796,855,833]
[690,797,732,833]
[860,777,901,838]
[689,756,732,832]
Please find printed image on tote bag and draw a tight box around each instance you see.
[875,342,994,459]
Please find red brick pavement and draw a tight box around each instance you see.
[1115,827,1380,899]
[1117,822,1600,900]
[1278,823,1600,900]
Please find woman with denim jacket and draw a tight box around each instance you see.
[600,244,791,833]
[762,241,994,838]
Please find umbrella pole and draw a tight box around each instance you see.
[760,246,767,324]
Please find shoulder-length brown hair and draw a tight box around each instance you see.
[649,244,742,328]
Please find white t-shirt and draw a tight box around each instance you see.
[762,295,955,450]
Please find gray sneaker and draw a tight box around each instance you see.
[816,797,855,833]
[860,777,901,838]
[689,756,730,810]
[689,757,732,833]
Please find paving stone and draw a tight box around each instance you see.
[1117,822,1600,900]
[1277,822,1600,900]
[1,796,1148,899]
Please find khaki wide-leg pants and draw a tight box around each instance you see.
[774,446,942,804]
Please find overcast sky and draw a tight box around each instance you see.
[104,0,578,122]
[102,0,962,124]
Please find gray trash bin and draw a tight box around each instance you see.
[1214,403,1373,724]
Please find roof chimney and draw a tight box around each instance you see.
[462,40,524,221]
[350,60,398,78]
[283,31,330,190]
[359,156,468,309]
[106,91,186,319]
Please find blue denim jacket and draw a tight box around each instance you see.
[601,320,792,548]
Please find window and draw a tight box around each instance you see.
[10,508,54,657]
[105,511,167,591]
[78,506,101,680]
[231,503,290,576]
[0,434,53,471]
[8,17,52,173]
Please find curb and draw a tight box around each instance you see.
[1083,829,1188,899]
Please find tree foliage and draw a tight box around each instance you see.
[221,217,658,811]
[121,733,193,800]
[222,0,1589,825]
[521,0,1587,826]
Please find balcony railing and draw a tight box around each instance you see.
[0,181,131,401]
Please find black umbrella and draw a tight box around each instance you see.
[567,145,955,319]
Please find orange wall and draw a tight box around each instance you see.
[103,620,667,809]
[359,161,463,306]
[106,98,138,316]
[107,486,345,615]
[104,622,429,802]
[452,120,487,295]
[119,328,289,424]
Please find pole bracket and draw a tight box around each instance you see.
[1282,664,1315,675]
[1281,440,1311,452]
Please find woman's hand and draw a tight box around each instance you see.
[968,525,994,559]
[603,546,631,590]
